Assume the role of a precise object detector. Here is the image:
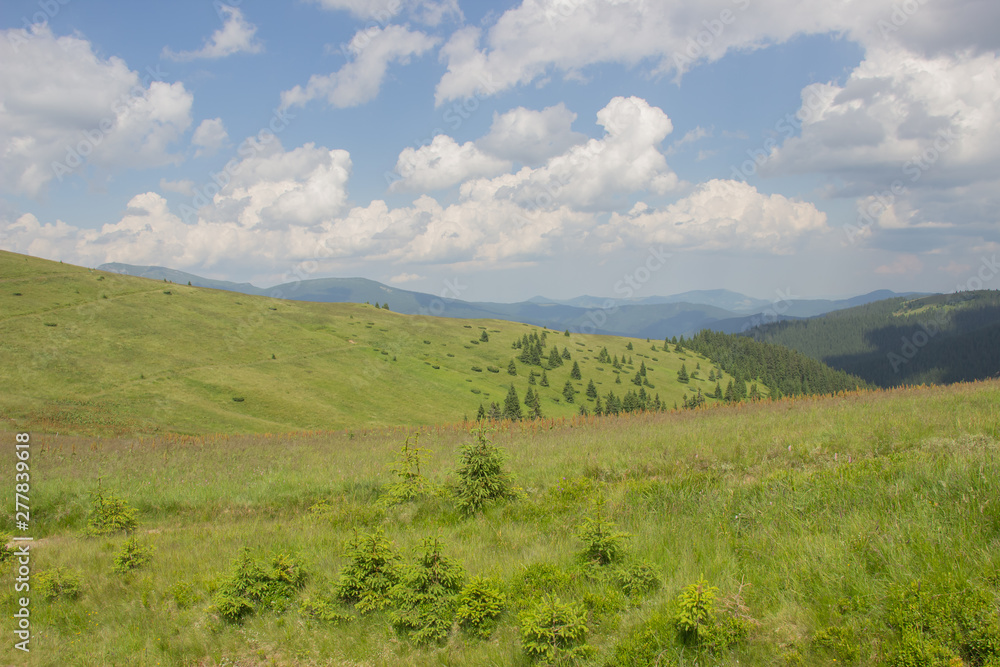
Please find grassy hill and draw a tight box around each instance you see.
[4,380,999,665]
[1,250,739,435]
[745,291,1000,386]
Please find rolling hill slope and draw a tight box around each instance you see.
[744,291,1000,386]
[3,250,747,434]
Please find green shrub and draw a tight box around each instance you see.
[0,535,15,563]
[812,625,860,662]
[510,563,575,609]
[613,560,662,598]
[170,581,199,610]
[382,435,440,506]
[454,427,517,514]
[670,577,753,654]
[390,537,466,644]
[213,550,308,623]
[113,536,152,574]
[334,529,400,614]
[85,484,138,535]
[673,577,717,645]
[456,576,506,639]
[520,594,594,664]
[36,567,82,601]
[606,610,677,667]
[576,495,629,566]
[299,594,355,624]
[884,578,1000,665]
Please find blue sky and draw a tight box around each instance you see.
[1,0,998,302]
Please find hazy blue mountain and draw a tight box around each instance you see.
[98,262,922,339]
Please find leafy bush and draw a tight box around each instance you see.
[170,581,199,610]
[812,625,860,662]
[520,595,594,664]
[113,536,152,574]
[613,560,662,598]
[456,576,506,639]
[85,484,137,535]
[299,594,355,624]
[382,435,440,506]
[670,577,753,654]
[606,610,677,667]
[576,495,629,566]
[334,529,400,614]
[36,567,82,601]
[213,550,308,623]
[390,537,465,644]
[0,535,15,563]
[510,563,575,610]
[454,428,517,514]
[884,578,1000,666]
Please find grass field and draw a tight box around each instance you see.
[0,250,735,435]
[3,380,999,665]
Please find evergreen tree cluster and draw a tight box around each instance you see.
[684,329,869,398]
[744,290,1000,387]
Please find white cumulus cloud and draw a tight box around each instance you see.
[391,135,511,192]
[478,103,587,165]
[163,5,263,61]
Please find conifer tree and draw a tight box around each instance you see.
[708,369,716,382]
[626,342,633,350]
[480,330,489,342]
[724,380,734,403]
[561,347,571,360]
[524,387,535,407]
[528,371,536,385]
[677,364,689,383]
[639,361,647,376]
[540,371,549,387]
[530,391,543,419]
[632,371,642,386]
[562,380,575,403]
[749,383,761,401]
[507,359,517,375]
[615,373,621,384]
[570,361,582,380]
[594,397,603,415]
[476,404,486,421]
[487,402,501,421]
[628,355,633,365]
[548,347,562,369]
[502,386,522,421]
[382,303,389,310]
[714,382,722,399]
[375,302,380,308]
[564,329,570,337]
[586,379,597,399]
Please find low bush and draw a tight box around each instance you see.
[37,567,82,601]
[113,536,152,574]
[456,576,506,639]
[520,594,594,664]
[213,550,308,623]
[334,529,400,614]
[85,484,137,535]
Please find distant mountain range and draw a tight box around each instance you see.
[98,262,921,339]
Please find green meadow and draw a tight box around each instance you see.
[2,381,999,665]
[2,249,1000,666]
[0,250,731,435]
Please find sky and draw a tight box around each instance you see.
[1,0,999,303]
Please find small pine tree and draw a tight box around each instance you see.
[615,373,621,384]
[714,382,722,399]
[561,347,571,360]
[530,391,543,419]
[677,364,689,384]
[632,371,642,386]
[524,387,535,407]
[564,329,570,337]
[507,359,517,375]
[586,379,597,399]
[528,371,536,385]
[639,361,647,376]
[570,361,582,380]
[562,380,575,403]
[374,302,380,309]
[724,380,734,403]
[454,428,516,514]
[540,371,549,387]
[476,404,486,421]
[480,330,489,342]
[487,402,501,421]
[548,347,563,368]
[626,342,633,350]
[708,369,716,382]
[382,303,389,310]
[502,386,523,421]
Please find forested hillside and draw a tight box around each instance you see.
[743,291,1000,387]
[684,330,871,398]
